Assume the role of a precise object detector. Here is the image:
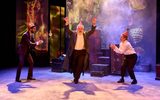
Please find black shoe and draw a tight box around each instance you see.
[117,78,124,83]
[27,77,36,80]
[16,79,21,82]
[74,79,78,84]
[62,69,67,72]
[131,79,137,84]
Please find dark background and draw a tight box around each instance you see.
[1,0,16,68]
[0,0,159,69]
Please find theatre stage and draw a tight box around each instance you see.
[0,67,160,100]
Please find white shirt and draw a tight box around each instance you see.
[114,40,136,55]
[74,34,84,50]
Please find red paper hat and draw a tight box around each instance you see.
[28,22,36,29]
[122,31,128,36]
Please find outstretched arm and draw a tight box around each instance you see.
[110,43,128,54]
[86,18,97,37]
[23,33,43,50]
[64,17,74,36]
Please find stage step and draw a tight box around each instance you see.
[90,71,105,77]
[51,58,64,72]
[100,48,111,56]
[97,51,103,56]
[97,56,110,64]
[90,64,110,76]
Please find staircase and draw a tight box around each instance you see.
[90,48,111,77]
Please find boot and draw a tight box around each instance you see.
[131,79,137,84]
[117,78,124,83]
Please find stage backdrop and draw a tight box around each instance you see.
[66,0,156,71]
[49,5,65,62]
[16,0,48,51]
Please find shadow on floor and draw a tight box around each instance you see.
[114,84,143,94]
[62,81,105,99]
[7,81,36,93]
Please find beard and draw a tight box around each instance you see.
[77,31,83,35]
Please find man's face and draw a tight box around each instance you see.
[30,26,36,34]
[77,25,84,33]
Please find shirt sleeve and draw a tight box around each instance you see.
[65,25,74,36]
[114,42,129,54]
[85,25,96,38]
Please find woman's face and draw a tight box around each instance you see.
[120,35,126,42]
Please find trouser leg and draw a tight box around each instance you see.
[27,53,34,79]
[127,55,137,80]
[16,54,24,81]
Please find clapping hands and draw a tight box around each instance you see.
[36,40,43,45]
[110,44,116,49]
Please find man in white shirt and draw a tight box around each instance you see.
[110,29,138,84]
[63,17,96,84]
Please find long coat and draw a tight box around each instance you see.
[62,25,96,72]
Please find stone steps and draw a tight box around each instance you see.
[90,64,110,76]
[97,56,110,64]
[90,48,111,77]
[51,58,64,72]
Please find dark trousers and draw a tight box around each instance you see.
[70,49,86,81]
[16,53,34,80]
[121,54,137,79]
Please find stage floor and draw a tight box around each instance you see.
[0,67,160,100]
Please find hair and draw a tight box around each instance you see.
[122,34,128,40]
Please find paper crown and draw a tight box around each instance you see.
[122,31,128,36]
[77,21,84,29]
[28,22,36,29]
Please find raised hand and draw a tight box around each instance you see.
[92,17,96,26]
[64,17,69,25]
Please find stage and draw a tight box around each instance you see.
[0,67,160,100]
